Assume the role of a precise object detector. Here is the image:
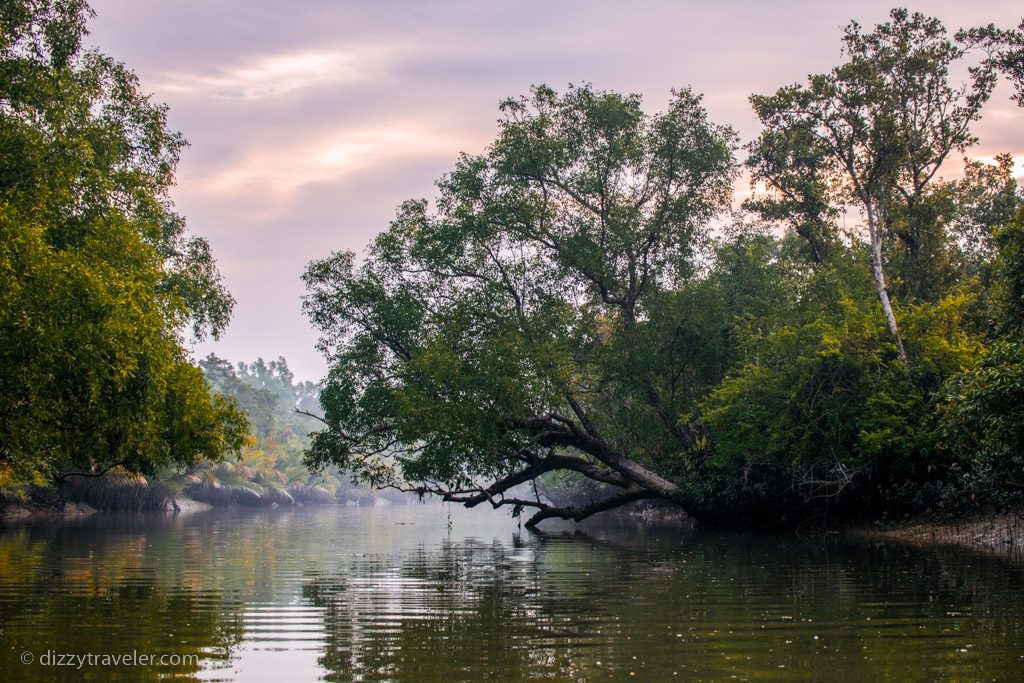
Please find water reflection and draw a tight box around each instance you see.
[0,518,244,682]
[1,507,1023,681]
[300,526,1024,681]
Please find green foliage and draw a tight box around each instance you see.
[959,19,1024,107]
[0,1,244,494]
[687,9,1024,524]
[938,209,1024,510]
[948,155,1020,275]
[991,207,1024,332]
[304,84,737,508]
[747,8,1004,375]
[698,243,988,521]
[940,339,1024,509]
[304,15,1024,524]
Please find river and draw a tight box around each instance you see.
[1,505,1022,681]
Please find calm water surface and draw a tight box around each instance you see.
[1,505,1023,681]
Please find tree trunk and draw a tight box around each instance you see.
[401,414,692,530]
[866,202,910,369]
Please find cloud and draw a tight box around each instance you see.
[87,0,1024,381]
[180,118,486,221]
[154,44,400,100]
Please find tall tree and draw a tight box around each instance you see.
[0,0,245,493]
[749,9,998,367]
[303,85,736,526]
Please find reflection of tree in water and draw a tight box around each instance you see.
[304,534,622,682]
[4,512,1024,681]
[302,531,1024,682]
[0,518,245,683]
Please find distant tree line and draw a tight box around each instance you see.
[199,355,335,491]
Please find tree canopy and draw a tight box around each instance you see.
[305,10,1024,527]
[0,0,245,493]
[304,84,737,525]
[748,9,1000,366]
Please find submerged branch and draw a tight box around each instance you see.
[523,488,662,528]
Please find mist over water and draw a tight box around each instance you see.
[1,505,1023,681]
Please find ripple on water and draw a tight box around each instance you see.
[0,507,1023,681]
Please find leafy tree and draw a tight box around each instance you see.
[940,208,1024,508]
[948,154,1020,275]
[748,9,999,367]
[0,1,245,494]
[303,84,736,526]
[303,11,1024,527]
[699,237,984,523]
[200,355,279,440]
[236,357,320,417]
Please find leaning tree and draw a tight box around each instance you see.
[303,85,736,526]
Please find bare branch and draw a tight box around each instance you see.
[524,488,661,528]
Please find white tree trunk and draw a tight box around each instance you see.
[866,202,910,368]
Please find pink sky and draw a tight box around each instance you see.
[87,0,1024,382]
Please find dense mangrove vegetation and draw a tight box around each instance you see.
[2,4,1024,681]
[0,2,399,515]
[10,352,389,511]
[302,10,1024,528]
[2,1,1023,534]
[194,354,398,507]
